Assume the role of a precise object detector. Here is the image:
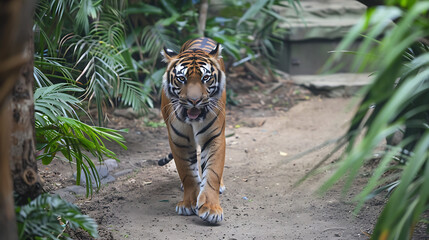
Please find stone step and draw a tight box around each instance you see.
[292,73,372,97]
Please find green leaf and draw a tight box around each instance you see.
[237,0,269,27]
[16,194,99,239]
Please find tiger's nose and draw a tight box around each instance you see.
[188,97,202,105]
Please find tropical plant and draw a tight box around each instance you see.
[134,0,301,68]
[208,0,299,61]
[35,0,154,125]
[16,193,98,239]
[34,83,127,196]
[308,1,429,239]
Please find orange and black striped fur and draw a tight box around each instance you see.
[160,37,226,223]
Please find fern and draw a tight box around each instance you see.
[16,194,99,239]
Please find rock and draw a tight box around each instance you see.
[73,165,109,178]
[94,165,110,178]
[104,159,119,170]
[73,165,111,186]
[148,108,161,118]
[113,169,133,178]
[53,189,77,203]
[101,175,116,185]
[64,185,86,195]
[292,73,372,97]
[113,108,138,119]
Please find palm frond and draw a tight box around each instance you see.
[67,12,151,124]
[117,77,154,112]
[141,22,179,59]
[16,194,99,239]
[34,82,127,196]
[36,116,127,196]
[34,56,76,87]
[71,0,102,34]
[34,83,84,125]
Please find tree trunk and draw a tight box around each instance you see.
[0,0,36,238]
[9,10,43,206]
[198,0,209,36]
[0,100,17,240]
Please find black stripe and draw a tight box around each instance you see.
[204,152,215,162]
[182,174,188,184]
[174,154,194,164]
[157,153,173,166]
[170,123,190,142]
[196,116,217,136]
[174,111,185,122]
[210,87,219,97]
[201,38,208,48]
[207,168,220,181]
[188,154,197,165]
[201,161,207,174]
[181,174,200,185]
[207,180,216,191]
[201,122,225,152]
[173,140,188,149]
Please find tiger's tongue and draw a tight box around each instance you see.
[187,108,201,120]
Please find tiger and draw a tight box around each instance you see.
[160,37,227,224]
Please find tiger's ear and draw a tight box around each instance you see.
[161,47,178,63]
[209,43,223,59]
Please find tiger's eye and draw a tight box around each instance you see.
[202,75,210,81]
[176,76,185,83]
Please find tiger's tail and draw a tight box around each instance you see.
[158,153,173,166]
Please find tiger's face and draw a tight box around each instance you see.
[161,46,226,122]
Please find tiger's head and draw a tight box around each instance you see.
[161,44,226,122]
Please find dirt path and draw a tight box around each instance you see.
[52,97,383,239]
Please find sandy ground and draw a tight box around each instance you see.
[41,95,389,240]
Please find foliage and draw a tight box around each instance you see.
[226,88,239,106]
[16,194,98,239]
[34,0,301,124]
[316,1,429,239]
[134,0,301,68]
[34,0,302,125]
[34,83,127,196]
[35,0,153,125]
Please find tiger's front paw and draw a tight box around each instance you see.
[176,201,196,216]
[196,193,223,224]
